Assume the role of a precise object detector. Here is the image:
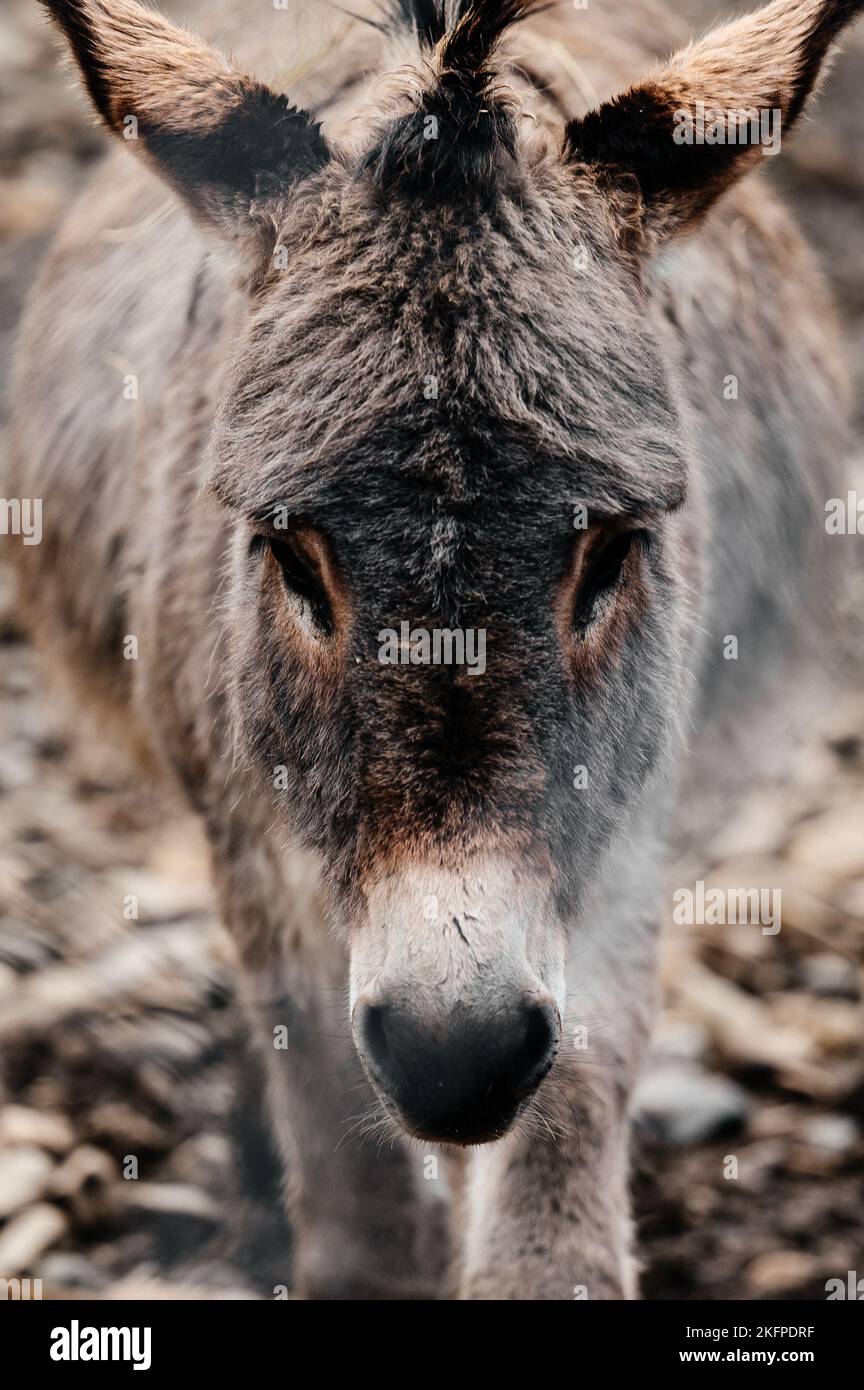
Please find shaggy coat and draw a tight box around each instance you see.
[6,0,859,1297]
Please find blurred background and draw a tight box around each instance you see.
[0,0,862,1299]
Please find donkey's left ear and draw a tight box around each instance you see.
[40,0,329,271]
[565,0,863,244]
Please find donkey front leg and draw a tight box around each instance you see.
[209,826,449,1300]
[459,875,660,1301]
[459,1089,637,1300]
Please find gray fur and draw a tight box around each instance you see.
[5,0,857,1297]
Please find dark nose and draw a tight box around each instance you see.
[356,999,559,1144]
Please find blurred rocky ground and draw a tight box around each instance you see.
[0,0,862,1300]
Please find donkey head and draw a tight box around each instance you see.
[43,0,861,1143]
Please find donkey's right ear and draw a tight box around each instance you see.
[565,0,863,246]
[40,0,329,271]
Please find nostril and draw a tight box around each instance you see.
[357,1003,393,1079]
[517,1002,558,1090]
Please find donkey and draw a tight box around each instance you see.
[5,0,859,1298]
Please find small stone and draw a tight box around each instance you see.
[0,1105,75,1154]
[120,1181,220,1222]
[798,1113,860,1153]
[633,1065,749,1144]
[798,952,860,999]
[41,1251,108,1292]
[0,1147,54,1219]
[0,1204,68,1276]
[747,1250,819,1294]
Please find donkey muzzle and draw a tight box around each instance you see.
[350,856,565,1142]
[354,995,559,1144]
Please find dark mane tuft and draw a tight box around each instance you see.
[436,0,545,92]
[363,0,543,195]
[391,0,543,65]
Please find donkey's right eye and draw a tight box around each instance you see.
[267,536,334,636]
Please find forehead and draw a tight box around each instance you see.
[208,167,688,536]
